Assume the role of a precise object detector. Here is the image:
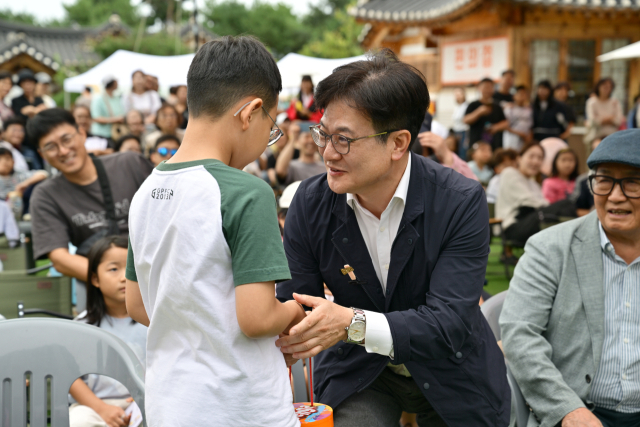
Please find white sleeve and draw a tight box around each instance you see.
[362,310,394,358]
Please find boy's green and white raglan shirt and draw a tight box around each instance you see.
[126,159,299,427]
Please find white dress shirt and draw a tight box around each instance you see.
[346,154,411,373]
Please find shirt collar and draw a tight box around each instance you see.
[346,154,412,212]
[599,221,613,253]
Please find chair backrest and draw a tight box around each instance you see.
[480,290,508,341]
[0,318,146,427]
[488,202,496,219]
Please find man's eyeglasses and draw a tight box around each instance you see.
[234,101,283,146]
[310,124,399,155]
[41,132,78,156]
[588,175,640,199]
[156,147,178,157]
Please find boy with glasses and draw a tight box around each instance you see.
[124,36,305,426]
[26,108,153,312]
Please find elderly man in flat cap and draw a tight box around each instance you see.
[501,129,640,427]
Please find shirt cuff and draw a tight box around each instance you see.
[362,310,394,358]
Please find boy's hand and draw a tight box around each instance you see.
[96,402,130,427]
[275,293,353,359]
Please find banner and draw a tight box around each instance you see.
[441,37,509,85]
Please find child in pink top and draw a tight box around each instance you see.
[542,148,578,204]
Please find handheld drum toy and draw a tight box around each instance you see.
[291,358,334,426]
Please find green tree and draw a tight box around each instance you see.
[203,0,310,58]
[302,0,352,42]
[91,32,191,59]
[299,10,363,59]
[63,0,139,27]
[0,9,38,25]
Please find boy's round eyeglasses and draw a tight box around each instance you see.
[234,101,283,146]
[310,124,399,155]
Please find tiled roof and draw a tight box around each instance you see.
[0,19,105,67]
[0,39,60,71]
[351,0,640,22]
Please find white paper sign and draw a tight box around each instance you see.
[441,37,509,85]
[125,401,143,427]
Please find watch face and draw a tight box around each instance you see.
[349,321,366,341]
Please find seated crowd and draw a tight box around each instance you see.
[1,57,638,427]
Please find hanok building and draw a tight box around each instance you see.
[0,14,129,79]
[351,0,640,125]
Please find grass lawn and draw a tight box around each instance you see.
[484,238,523,297]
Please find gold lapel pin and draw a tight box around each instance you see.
[341,264,356,281]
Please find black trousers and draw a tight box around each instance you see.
[504,199,576,246]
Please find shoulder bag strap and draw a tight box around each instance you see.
[91,154,120,235]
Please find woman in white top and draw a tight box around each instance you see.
[123,70,162,125]
[496,142,576,246]
[69,236,147,427]
[585,78,624,144]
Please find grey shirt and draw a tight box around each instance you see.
[30,151,153,260]
[284,159,325,186]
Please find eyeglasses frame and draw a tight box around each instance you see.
[588,174,640,199]
[233,101,283,146]
[310,124,400,155]
[40,130,79,156]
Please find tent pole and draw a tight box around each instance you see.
[64,91,70,110]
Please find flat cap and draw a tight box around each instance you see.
[587,129,640,170]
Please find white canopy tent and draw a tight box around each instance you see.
[277,52,368,98]
[63,50,195,94]
[597,40,640,62]
[63,49,368,101]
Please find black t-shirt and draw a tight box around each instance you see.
[11,95,44,121]
[267,148,300,170]
[493,91,514,107]
[30,151,154,259]
[465,100,506,150]
[532,100,571,141]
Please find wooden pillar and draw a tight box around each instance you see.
[593,37,602,83]
[559,38,568,83]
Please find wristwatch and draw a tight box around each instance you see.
[344,308,366,344]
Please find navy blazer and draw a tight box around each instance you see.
[277,152,510,426]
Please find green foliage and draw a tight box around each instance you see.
[302,0,353,41]
[0,8,38,25]
[63,0,139,27]
[91,32,191,59]
[299,10,363,59]
[203,1,311,58]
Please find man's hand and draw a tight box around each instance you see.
[477,104,492,116]
[275,293,353,359]
[418,132,453,166]
[562,408,603,427]
[96,402,130,427]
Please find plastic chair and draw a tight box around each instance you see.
[480,290,508,341]
[0,318,146,427]
[507,362,530,427]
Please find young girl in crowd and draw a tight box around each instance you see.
[69,236,147,427]
[467,141,494,186]
[542,148,578,204]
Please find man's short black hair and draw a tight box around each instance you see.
[0,71,12,82]
[26,108,76,147]
[555,81,570,91]
[186,35,282,120]
[314,49,429,146]
[502,69,515,77]
[2,116,25,132]
[154,134,181,150]
[478,77,494,86]
[515,85,528,92]
[0,147,12,158]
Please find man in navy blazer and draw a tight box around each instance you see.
[276,50,509,426]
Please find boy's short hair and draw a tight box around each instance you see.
[0,147,12,159]
[0,71,12,82]
[115,134,140,151]
[492,148,518,166]
[154,134,181,150]
[515,85,528,92]
[186,36,282,120]
[502,69,515,77]
[2,116,25,132]
[478,77,494,86]
[314,49,429,146]
[26,108,76,147]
